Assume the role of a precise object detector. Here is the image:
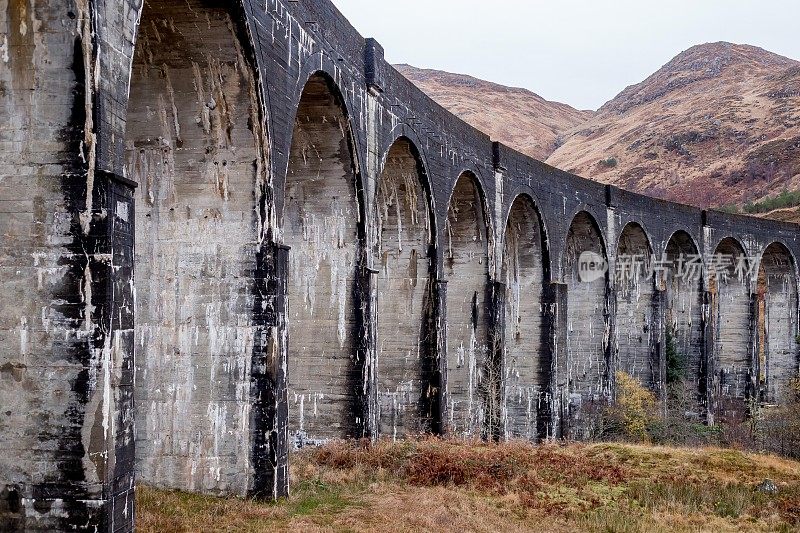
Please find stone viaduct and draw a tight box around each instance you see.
[1,0,798,530]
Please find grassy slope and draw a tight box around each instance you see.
[137,440,800,532]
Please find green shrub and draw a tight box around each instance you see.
[598,156,618,168]
[665,326,687,385]
[743,189,800,214]
[717,204,740,214]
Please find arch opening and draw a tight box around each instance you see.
[501,195,547,441]
[373,138,435,438]
[756,243,799,404]
[709,238,751,421]
[125,0,265,492]
[283,73,363,445]
[445,173,490,438]
[615,223,655,389]
[564,211,609,430]
[663,231,704,416]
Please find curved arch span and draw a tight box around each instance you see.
[444,171,491,438]
[501,194,549,440]
[564,211,609,436]
[756,242,799,404]
[615,222,656,390]
[663,230,704,416]
[126,0,266,492]
[709,237,751,421]
[373,136,437,438]
[283,72,365,444]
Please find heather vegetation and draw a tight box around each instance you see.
[137,341,800,531]
[138,437,800,532]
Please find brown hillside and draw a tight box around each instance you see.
[395,64,592,161]
[546,42,800,209]
[398,44,800,216]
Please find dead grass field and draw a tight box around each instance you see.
[137,439,800,532]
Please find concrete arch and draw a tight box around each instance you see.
[501,194,549,441]
[500,189,553,281]
[663,230,705,416]
[564,210,610,434]
[20,1,800,527]
[615,222,657,390]
[556,205,609,279]
[277,59,368,224]
[756,242,799,404]
[655,226,703,259]
[292,52,367,156]
[377,131,439,249]
[709,237,752,421]
[373,136,438,438]
[754,241,800,283]
[283,72,366,444]
[708,235,752,264]
[282,68,367,221]
[125,0,267,494]
[615,220,656,256]
[664,229,701,255]
[444,171,491,438]
[382,122,433,191]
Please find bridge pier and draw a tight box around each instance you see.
[653,287,669,412]
[486,280,506,441]
[356,265,380,440]
[431,280,450,436]
[545,282,570,439]
[702,287,715,425]
[250,243,290,500]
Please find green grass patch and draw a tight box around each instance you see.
[744,189,800,214]
[287,479,359,518]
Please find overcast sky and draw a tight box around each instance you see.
[331,0,800,110]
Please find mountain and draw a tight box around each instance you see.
[546,42,800,211]
[396,43,800,219]
[395,65,592,161]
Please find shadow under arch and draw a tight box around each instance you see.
[501,191,552,281]
[662,229,705,416]
[708,237,752,421]
[283,71,368,444]
[615,222,657,391]
[372,135,440,438]
[125,0,271,495]
[444,170,492,438]
[563,210,610,436]
[755,241,799,404]
[501,193,551,441]
[376,132,439,250]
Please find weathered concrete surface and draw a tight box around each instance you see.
[757,243,798,404]
[564,211,610,435]
[2,0,800,530]
[285,74,361,445]
[615,223,655,388]
[0,0,136,529]
[709,238,752,421]
[444,174,490,438]
[502,195,546,440]
[127,0,265,496]
[664,231,705,416]
[374,138,435,439]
